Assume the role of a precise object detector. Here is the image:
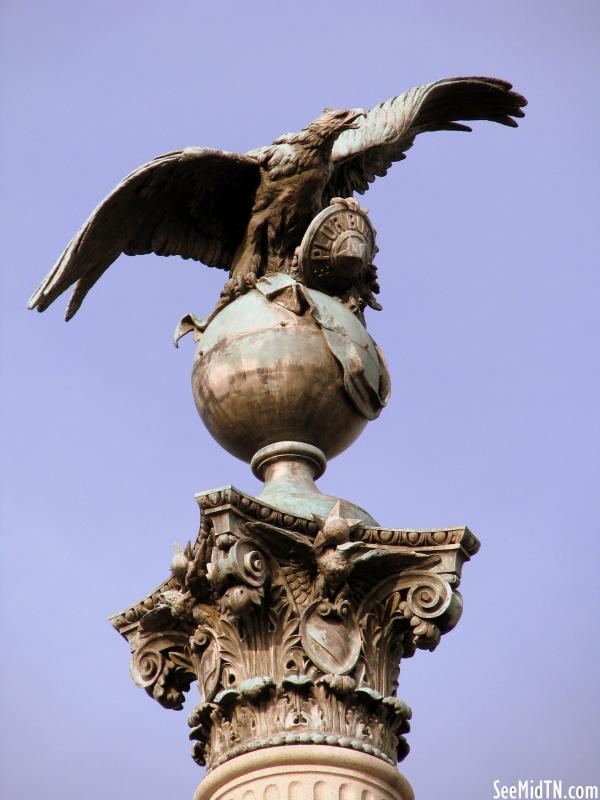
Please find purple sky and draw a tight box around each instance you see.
[1,2,599,798]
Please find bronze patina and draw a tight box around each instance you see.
[29,76,525,787]
[29,77,525,321]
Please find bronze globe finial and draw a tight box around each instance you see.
[32,78,523,786]
[27,76,526,509]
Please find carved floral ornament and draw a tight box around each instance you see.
[111,487,478,771]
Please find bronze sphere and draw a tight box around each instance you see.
[191,286,387,463]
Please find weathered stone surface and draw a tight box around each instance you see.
[111,486,478,771]
[194,745,415,800]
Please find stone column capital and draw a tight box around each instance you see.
[111,486,478,771]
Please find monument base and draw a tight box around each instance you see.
[195,745,414,800]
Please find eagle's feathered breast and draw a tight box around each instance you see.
[234,137,337,274]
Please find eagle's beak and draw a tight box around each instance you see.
[346,108,366,129]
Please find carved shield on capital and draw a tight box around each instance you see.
[300,600,361,675]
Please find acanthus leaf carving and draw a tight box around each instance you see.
[111,486,476,770]
[190,626,221,702]
[130,631,195,710]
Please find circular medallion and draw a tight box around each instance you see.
[299,202,376,293]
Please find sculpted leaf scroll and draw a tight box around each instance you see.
[207,538,268,617]
[130,632,195,710]
[190,626,221,702]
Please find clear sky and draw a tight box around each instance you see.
[1,1,599,799]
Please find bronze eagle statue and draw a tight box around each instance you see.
[28,76,526,321]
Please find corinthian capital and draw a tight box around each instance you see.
[111,486,478,771]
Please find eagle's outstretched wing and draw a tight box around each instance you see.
[347,547,439,607]
[326,76,527,201]
[28,147,261,320]
[247,521,317,612]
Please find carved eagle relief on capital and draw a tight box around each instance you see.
[110,487,478,770]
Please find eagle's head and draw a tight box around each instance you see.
[274,108,365,149]
[308,107,366,141]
